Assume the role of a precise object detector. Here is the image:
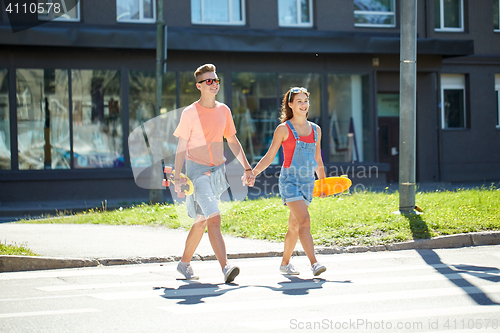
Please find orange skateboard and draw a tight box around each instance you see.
[313,175,352,197]
[162,166,194,198]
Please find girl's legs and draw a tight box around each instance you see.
[284,200,318,266]
[281,212,299,266]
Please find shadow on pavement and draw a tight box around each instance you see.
[417,249,500,306]
[157,280,247,305]
[258,275,351,296]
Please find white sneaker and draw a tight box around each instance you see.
[223,264,240,283]
[279,263,300,275]
[311,262,326,276]
[177,262,199,280]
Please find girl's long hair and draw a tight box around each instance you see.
[279,88,310,123]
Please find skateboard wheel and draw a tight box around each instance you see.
[162,179,170,187]
[164,166,172,174]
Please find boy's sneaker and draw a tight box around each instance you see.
[223,264,240,283]
[311,262,327,276]
[177,262,199,280]
[279,263,300,275]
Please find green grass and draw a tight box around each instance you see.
[20,184,500,248]
[0,242,38,256]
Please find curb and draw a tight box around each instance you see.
[1,231,500,273]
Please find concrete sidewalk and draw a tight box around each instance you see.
[1,222,500,273]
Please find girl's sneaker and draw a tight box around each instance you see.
[311,262,326,276]
[177,262,199,280]
[280,263,300,275]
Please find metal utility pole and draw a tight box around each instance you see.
[399,0,417,214]
[150,0,165,204]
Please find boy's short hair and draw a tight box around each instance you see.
[194,64,216,81]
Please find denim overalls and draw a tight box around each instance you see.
[278,121,318,206]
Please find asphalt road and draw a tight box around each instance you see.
[1,246,500,333]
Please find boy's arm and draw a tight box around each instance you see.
[174,137,188,193]
[253,125,287,176]
[226,134,254,185]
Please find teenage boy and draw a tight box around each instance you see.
[173,64,255,283]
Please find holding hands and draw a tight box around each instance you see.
[241,169,256,187]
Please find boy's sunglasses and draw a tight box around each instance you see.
[288,87,308,102]
[198,78,221,85]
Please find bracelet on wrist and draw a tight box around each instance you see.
[245,168,252,172]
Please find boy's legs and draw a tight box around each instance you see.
[205,213,228,269]
[180,175,238,281]
[181,216,207,263]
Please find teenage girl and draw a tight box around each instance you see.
[252,87,327,276]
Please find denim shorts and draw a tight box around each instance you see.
[192,175,220,217]
[278,168,314,207]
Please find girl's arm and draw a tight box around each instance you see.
[315,126,326,179]
[253,124,288,176]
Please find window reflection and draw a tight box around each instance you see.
[17,69,70,170]
[71,70,122,168]
[354,0,395,27]
[279,0,312,27]
[128,71,177,168]
[0,69,9,169]
[327,74,372,162]
[117,0,155,22]
[232,72,278,164]
[191,0,244,24]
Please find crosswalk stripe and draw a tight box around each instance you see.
[82,271,498,300]
[0,308,100,319]
[239,305,500,331]
[156,284,500,314]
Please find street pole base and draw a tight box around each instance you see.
[393,206,423,216]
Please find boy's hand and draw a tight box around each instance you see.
[241,170,256,187]
[174,182,183,196]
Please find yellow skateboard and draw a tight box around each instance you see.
[162,166,194,198]
[313,175,352,197]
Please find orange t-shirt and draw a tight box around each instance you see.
[173,101,237,166]
[282,123,316,168]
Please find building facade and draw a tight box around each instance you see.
[0,0,499,203]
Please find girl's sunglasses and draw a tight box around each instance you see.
[288,87,308,102]
[198,78,221,85]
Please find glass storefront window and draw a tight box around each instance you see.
[129,71,157,131]
[232,72,278,164]
[128,71,177,168]
[71,70,122,168]
[0,69,9,170]
[327,74,372,163]
[17,69,70,170]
